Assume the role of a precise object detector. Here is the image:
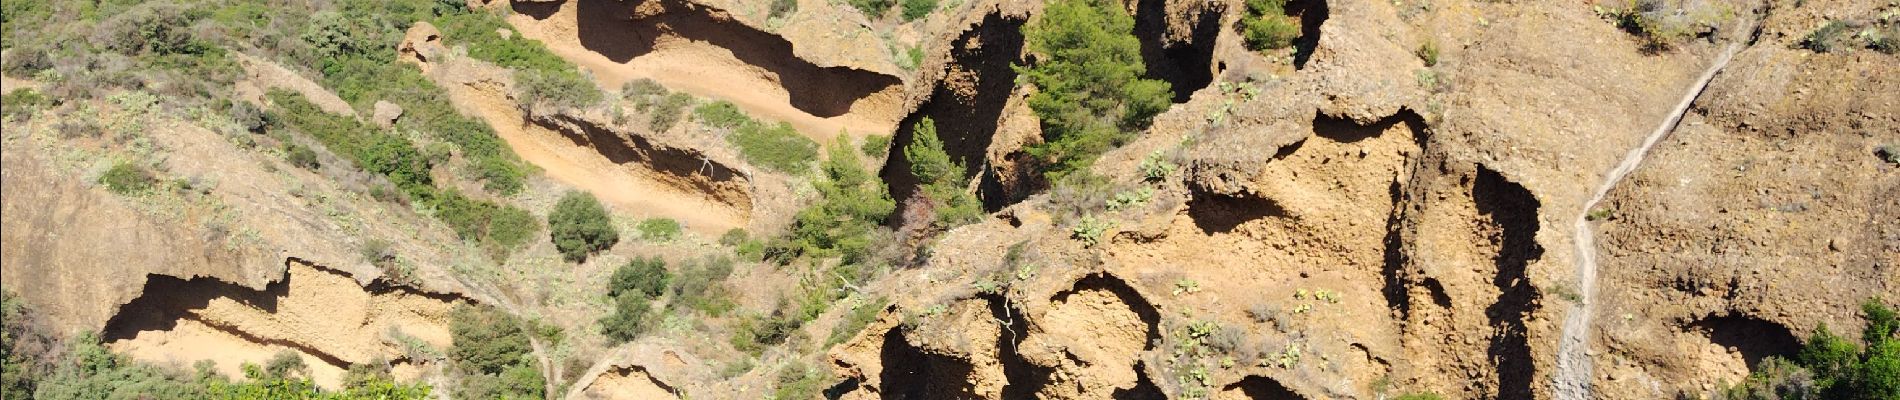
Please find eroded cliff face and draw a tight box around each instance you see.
[4,0,1892,397]
[105,259,470,388]
[824,0,1896,398]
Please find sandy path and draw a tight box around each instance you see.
[444,79,744,235]
[506,13,899,146]
[1552,41,1744,399]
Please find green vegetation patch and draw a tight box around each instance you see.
[549,190,619,263]
[1241,0,1300,51]
[903,117,982,228]
[1723,299,1900,399]
[1017,0,1172,181]
[694,100,819,174]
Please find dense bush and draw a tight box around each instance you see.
[602,257,671,342]
[1017,0,1171,181]
[608,256,670,300]
[549,190,619,263]
[625,80,695,132]
[848,0,895,18]
[901,0,938,21]
[791,136,896,263]
[1725,299,1900,399]
[903,117,981,227]
[1241,0,1299,51]
[600,293,656,342]
[98,162,156,195]
[860,134,892,157]
[447,305,542,400]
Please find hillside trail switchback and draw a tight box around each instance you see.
[1552,38,1748,399]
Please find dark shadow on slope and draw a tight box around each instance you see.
[1691,313,1799,370]
[1285,0,1329,69]
[1133,0,1221,102]
[511,0,561,19]
[528,113,752,209]
[1187,185,1287,235]
[882,12,1028,217]
[1380,178,1414,321]
[1312,109,1426,144]
[569,0,899,118]
[1224,375,1310,399]
[100,260,470,369]
[1111,360,1168,399]
[878,326,981,400]
[102,274,289,344]
[990,294,1056,399]
[1473,165,1542,400]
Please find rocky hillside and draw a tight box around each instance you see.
[0,0,1894,399]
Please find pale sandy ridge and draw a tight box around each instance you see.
[503,4,903,146]
[441,73,746,235]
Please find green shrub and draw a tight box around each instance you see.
[99,162,156,195]
[792,135,896,263]
[637,218,682,242]
[1801,21,1853,53]
[647,93,693,132]
[826,297,888,345]
[1018,0,1171,181]
[848,0,896,18]
[1138,149,1176,181]
[608,256,670,300]
[769,0,797,19]
[774,361,825,400]
[693,100,751,129]
[1071,213,1111,247]
[670,256,737,316]
[1,88,47,121]
[600,293,655,342]
[904,117,981,227]
[433,191,540,257]
[1393,393,1447,400]
[447,305,533,377]
[515,68,602,112]
[693,100,819,173]
[1241,0,1299,51]
[731,121,819,174]
[285,144,321,170]
[1728,299,1900,399]
[549,190,619,263]
[861,134,892,157]
[1417,40,1439,66]
[901,0,937,21]
[719,228,749,246]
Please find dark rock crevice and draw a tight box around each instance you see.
[882,12,1029,217]
[1132,0,1222,103]
[1472,165,1543,400]
[1689,313,1799,370]
[1223,375,1311,399]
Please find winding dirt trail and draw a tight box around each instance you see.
[1552,41,1744,399]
